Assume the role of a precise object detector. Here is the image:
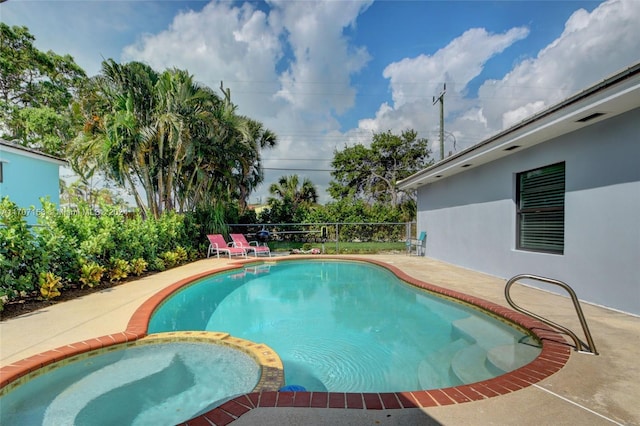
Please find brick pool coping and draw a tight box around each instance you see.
[0,256,571,425]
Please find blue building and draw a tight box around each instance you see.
[0,139,67,224]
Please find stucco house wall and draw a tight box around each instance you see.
[0,140,67,225]
[416,108,640,315]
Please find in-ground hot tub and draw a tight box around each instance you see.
[0,332,283,426]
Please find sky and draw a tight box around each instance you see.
[2,0,640,205]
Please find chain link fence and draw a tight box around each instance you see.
[228,222,418,254]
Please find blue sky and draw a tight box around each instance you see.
[2,0,639,204]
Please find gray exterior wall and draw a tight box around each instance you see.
[417,108,640,315]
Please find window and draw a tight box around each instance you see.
[0,161,3,183]
[516,162,565,254]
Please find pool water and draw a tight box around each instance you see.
[149,260,541,392]
[0,342,260,426]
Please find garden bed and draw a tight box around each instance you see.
[0,272,152,321]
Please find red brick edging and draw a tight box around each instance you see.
[0,257,571,425]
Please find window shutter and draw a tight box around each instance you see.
[517,163,565,253]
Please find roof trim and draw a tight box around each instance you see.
[0,139,68,166]
[398,62,640,190]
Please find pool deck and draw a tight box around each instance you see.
[1,254,638,425]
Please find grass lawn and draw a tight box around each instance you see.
[268,241,407,254]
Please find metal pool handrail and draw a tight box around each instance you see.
[505,274,598,355]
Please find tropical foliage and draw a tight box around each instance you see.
[304,198,408,242]
[0,198,45,303]
[3,24,277,220]
[39,272,62,300]
[0,23,87,156]
[261,174,319,224]
[79,262,105,289]
[0,197,199,310]
[68,60,276,218]
[329,129,432,206]
[0,27,433,314]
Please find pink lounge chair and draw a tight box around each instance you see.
[230,233,271,257]
[207,234,247,258]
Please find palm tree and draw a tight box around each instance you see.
[230,118,277,213]
[69,60,158,217]
[174,82,252,212]
[70,60,277,218]
[268,174,318,209]
[265,174,318,224]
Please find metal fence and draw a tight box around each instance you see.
[228,222,418,254]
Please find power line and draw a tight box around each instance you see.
[262,158,332,161]
[198,78,573,101]
[263,167,333,172]
[210,78,573,92]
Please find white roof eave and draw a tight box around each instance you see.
[0,140,68,166]
[398,63,640,191]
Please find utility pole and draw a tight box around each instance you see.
[433,83,446,160]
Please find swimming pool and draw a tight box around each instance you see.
[149,260,541,392]
[0,332,283,426]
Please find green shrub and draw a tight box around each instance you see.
[79,261,105,289]
[151,257,166,272]
[108,258,129,282]
[0,197,47,300]
[183,203,229,256]
[187,247,199,262]
[159,251,179,269]
[0,195,206,306]
[130,258,148,276]
[36,199,81,286]
[174,246,188,264]
[39,272,62,300]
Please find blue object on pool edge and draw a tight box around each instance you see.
[279,385,307,392]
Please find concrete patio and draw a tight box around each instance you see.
[1,255,638,425]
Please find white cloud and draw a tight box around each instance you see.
[119,1,373,203]
[359,0,640,160]
[382,27,529,109]
[501,101,546,129]
[121,0,373,120]
[358,26,530,158]
[270,0,372,114]
[122,2,282,119]
[479,0,640,130]
[5,0,639,205]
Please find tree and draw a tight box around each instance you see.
[268,174,318,209]
[329,129,432,206]
[60,179,127,210]
[228,117,277,213]
[69,60,157,216]
[69,60,276,218]
[264,174,318,223]
[0,24,87,156]
[175,84,276,214]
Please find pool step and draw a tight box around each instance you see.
[487,343,540,372]
[450,343,503,384]
[450,316,541,384]
[450,341,542,385]
[417,338,467,389]
[451,316,518,349]
[419,317,542,388]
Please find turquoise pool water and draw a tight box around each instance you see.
[149,260,541,392]
[0,342,260,426]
